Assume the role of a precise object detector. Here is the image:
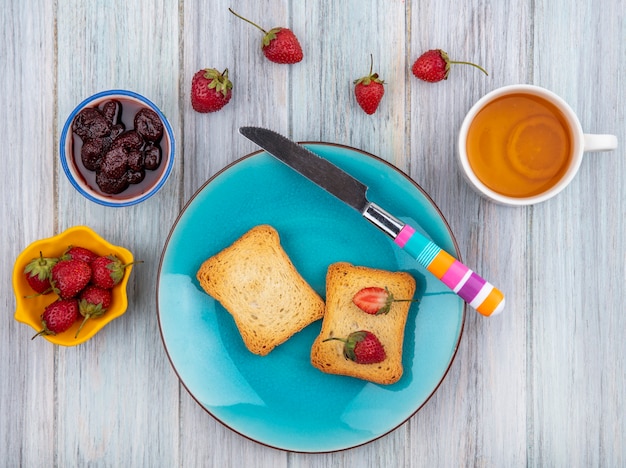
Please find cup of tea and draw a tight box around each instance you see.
[457,84,618,205]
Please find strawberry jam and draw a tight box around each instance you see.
[70,96,170,200]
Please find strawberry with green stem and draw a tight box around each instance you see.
[90,254,139,289]
[32,299,80,339]
[75,285,112,338]
[324,330,386,364]
[412,49,488,83]
[24,251,58,295]
[352,286,419,315]
[50,258,92,299]
[191,68,233,113]
[229,8,303,64]
[354,54,385,115]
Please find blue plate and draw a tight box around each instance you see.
[157,143,465,453]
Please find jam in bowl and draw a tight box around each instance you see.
[60,89,175,207]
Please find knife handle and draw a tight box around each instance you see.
[395,224,505,316]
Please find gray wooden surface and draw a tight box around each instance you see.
[2,0,624,466]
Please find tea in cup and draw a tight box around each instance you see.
[457,85,617,205]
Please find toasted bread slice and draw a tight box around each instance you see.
[311,262,416,384]
[196,225,325,356]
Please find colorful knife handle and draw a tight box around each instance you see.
[395,225,505,316]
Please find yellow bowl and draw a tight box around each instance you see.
[12,225,134,346]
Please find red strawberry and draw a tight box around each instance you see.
[75,285,112,338]
[24,251,58,295]
[352,286,418,315]
[229,8,303,64]
[91,254,136,289]
[31,299,80,339]
[411,49,488,83]
[324,330,386,364]
[354,55,385,115]
[191,68,233,113]
[261,28,303,64]
[62,245,98,264]
[50,259,92,299]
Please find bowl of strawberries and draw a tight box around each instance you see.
[12,225,136,346]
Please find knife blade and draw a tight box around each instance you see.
[239,126,505,316]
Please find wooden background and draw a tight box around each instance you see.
[2,0,624,466]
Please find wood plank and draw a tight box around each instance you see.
[54,0,181,465]
[290,1,409,168]
[406,0,532,465]
[178,1,290,465]
[1,0,56,466]
[530,1,626,465]
[287,2,414,464]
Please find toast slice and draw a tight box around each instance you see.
[311,262,416,384]
[196,225,325,356]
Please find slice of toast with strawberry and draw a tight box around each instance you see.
[311,262,416,385]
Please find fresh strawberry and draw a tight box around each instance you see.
[75,285,112,338]
[24,251,57,295]
[31,299,80,339]
[353,286,418,315]
[229,8,303,64]
[50,259,92,299]
[62,245,98,264]
[191,68,233,113]
[354,55,385,115]
[411,49,488,83]
[261,28,303,64]
[324,330,386,364]
[90,254,136,289]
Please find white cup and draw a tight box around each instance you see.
[457,84,618,206]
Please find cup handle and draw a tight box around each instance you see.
[583,133,618,152]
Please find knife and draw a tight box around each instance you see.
[239,127,505,316]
